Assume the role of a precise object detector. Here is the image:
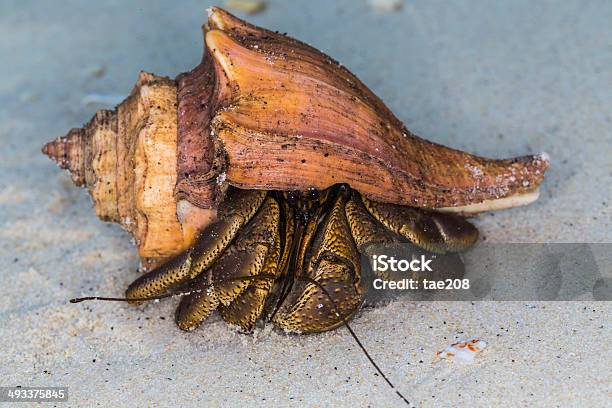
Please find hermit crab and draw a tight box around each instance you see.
[43,7,549,334]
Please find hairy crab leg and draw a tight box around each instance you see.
[218,201,284,332]
[360,195,478,253]
[175,246,266,331]
[125,188,266,301]
[344,192,399,281]
[176,197,281,331]
[276,201,296,279]
[345,192,397,252]
[217,280,272,332]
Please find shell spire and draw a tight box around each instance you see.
[43,127,88,187]
[42,73,214,270]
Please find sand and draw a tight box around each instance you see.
[0,1,610,407]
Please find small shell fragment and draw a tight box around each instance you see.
[436,339,487,363]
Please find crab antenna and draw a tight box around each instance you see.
[69,274,278,304]
[70,293,176,303]
[298,275,411,407]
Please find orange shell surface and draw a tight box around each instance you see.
[171,7,549,210]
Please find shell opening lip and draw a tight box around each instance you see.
[207,7,228,31]
[437,188,541,215]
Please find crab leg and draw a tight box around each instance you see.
[345,192,397,252]
[176,196,281,331]
[125,188,267,301]
[217,201,288,332]
[360,195,478,253]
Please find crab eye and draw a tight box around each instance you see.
[307,188,320,202]
[286,191,299,204]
